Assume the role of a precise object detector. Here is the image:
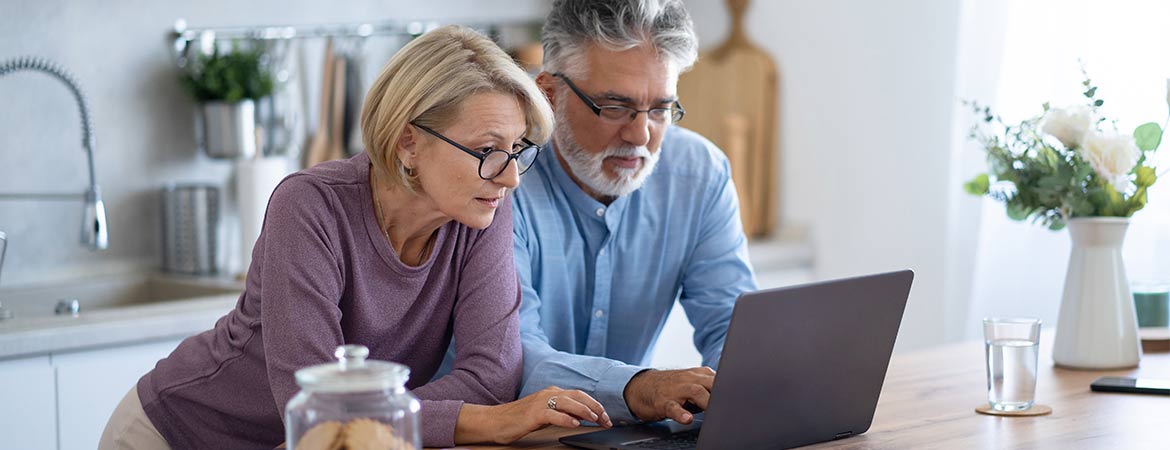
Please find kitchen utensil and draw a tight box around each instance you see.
[326,50,347,162]
[303,38,335,168]
[161,183,220,275]
[343,46,365,156]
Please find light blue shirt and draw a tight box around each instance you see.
[514,126,757,423]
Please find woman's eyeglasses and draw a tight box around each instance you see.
[411,123,541,180]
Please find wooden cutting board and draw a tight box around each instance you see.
[677,0,777,238]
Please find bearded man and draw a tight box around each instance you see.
[512,0,758,426]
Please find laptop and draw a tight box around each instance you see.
[560,270,914,450]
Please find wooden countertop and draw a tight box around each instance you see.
[442,338,1169,449]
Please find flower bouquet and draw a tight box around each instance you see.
[963,71,1166,369]
[963,74,1162,229]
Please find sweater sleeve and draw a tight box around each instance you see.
[255,175,349,420]
[410,199,523,447]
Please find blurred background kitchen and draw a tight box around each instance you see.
[3,1,1170,449]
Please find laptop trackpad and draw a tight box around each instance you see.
[621,418,703,445]
[560,416,704,449]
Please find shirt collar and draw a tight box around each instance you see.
[540,141,631,227]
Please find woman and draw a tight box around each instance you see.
[99,25,610,449]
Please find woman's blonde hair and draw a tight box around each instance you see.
[361,25,554,190]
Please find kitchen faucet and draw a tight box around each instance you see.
[0,56,108,250]
[0,230,10,319]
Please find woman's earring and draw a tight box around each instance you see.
[406,166,415,177]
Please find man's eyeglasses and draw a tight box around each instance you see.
[411,123,541,180]
[553,72,686,125]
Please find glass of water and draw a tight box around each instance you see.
[983,318,1041,412]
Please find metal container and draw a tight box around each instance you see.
[196,99,257,159]
[161,184,219,275]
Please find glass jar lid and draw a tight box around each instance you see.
[294,345,411,393]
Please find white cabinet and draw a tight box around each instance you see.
[53,338,184,450]
[0,355,57,450]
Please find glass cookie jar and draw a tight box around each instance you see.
[286,345,421,450]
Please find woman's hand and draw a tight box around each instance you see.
[455,386,613,445]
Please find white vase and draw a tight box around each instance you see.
[1052,217,1142,369]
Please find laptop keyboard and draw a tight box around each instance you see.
[626,429,700,449]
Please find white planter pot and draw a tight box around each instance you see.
[1052,217,1142,369]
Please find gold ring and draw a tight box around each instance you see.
[547,396,558,410]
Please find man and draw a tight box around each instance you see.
[514,0,758,426]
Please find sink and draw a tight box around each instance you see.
[0,273,242,358]
[0,273,243,320]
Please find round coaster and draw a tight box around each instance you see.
[975,404,1052,417]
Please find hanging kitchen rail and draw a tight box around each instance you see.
[169,18,519,67]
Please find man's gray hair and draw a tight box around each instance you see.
[542,0,698,77]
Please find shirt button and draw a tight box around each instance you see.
[599,248,606,256]
[595,309,605,318]
[595,207,605,217]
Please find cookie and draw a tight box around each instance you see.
[342,418,396,450]
[296,420,343,450]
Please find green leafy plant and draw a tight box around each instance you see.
[964,71,1164,230]
[179,46,275,102]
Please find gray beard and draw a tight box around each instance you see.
[553,112,659,198]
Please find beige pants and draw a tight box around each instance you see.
[98,386,171,450]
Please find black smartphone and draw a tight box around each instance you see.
[1090,376,1170,395]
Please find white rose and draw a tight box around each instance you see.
[1041,105,1091,149]
[1080,130,1140,193]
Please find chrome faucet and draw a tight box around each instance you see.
[0,56,108,250]
[0,231,11,319]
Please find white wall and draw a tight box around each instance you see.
[0,0,548,286]
[684,0,967,350]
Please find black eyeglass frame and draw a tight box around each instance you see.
[552,72,686,124]
[411,123,541,180]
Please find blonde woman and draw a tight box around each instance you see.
[99,25,610,450]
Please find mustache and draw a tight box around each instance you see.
[602,145,651,159]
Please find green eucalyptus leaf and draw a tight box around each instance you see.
[1006,200,1032,221]
[1135,165,1157,187]
[1134,122,1162,151]
[964,174,990,195]
[1127,186,1148,215]
[1088,187,1110,212]
[1068,197,1096,217]
[1036,175,1064,190]
[1093,184,1125,216]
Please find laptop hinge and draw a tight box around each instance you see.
[834,431,854,440]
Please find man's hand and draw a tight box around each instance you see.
[623,367,716,424]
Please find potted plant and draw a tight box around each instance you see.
[180,46,275,159]
[963,71,1165,369]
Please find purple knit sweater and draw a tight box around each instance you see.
[137,153,522,448]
